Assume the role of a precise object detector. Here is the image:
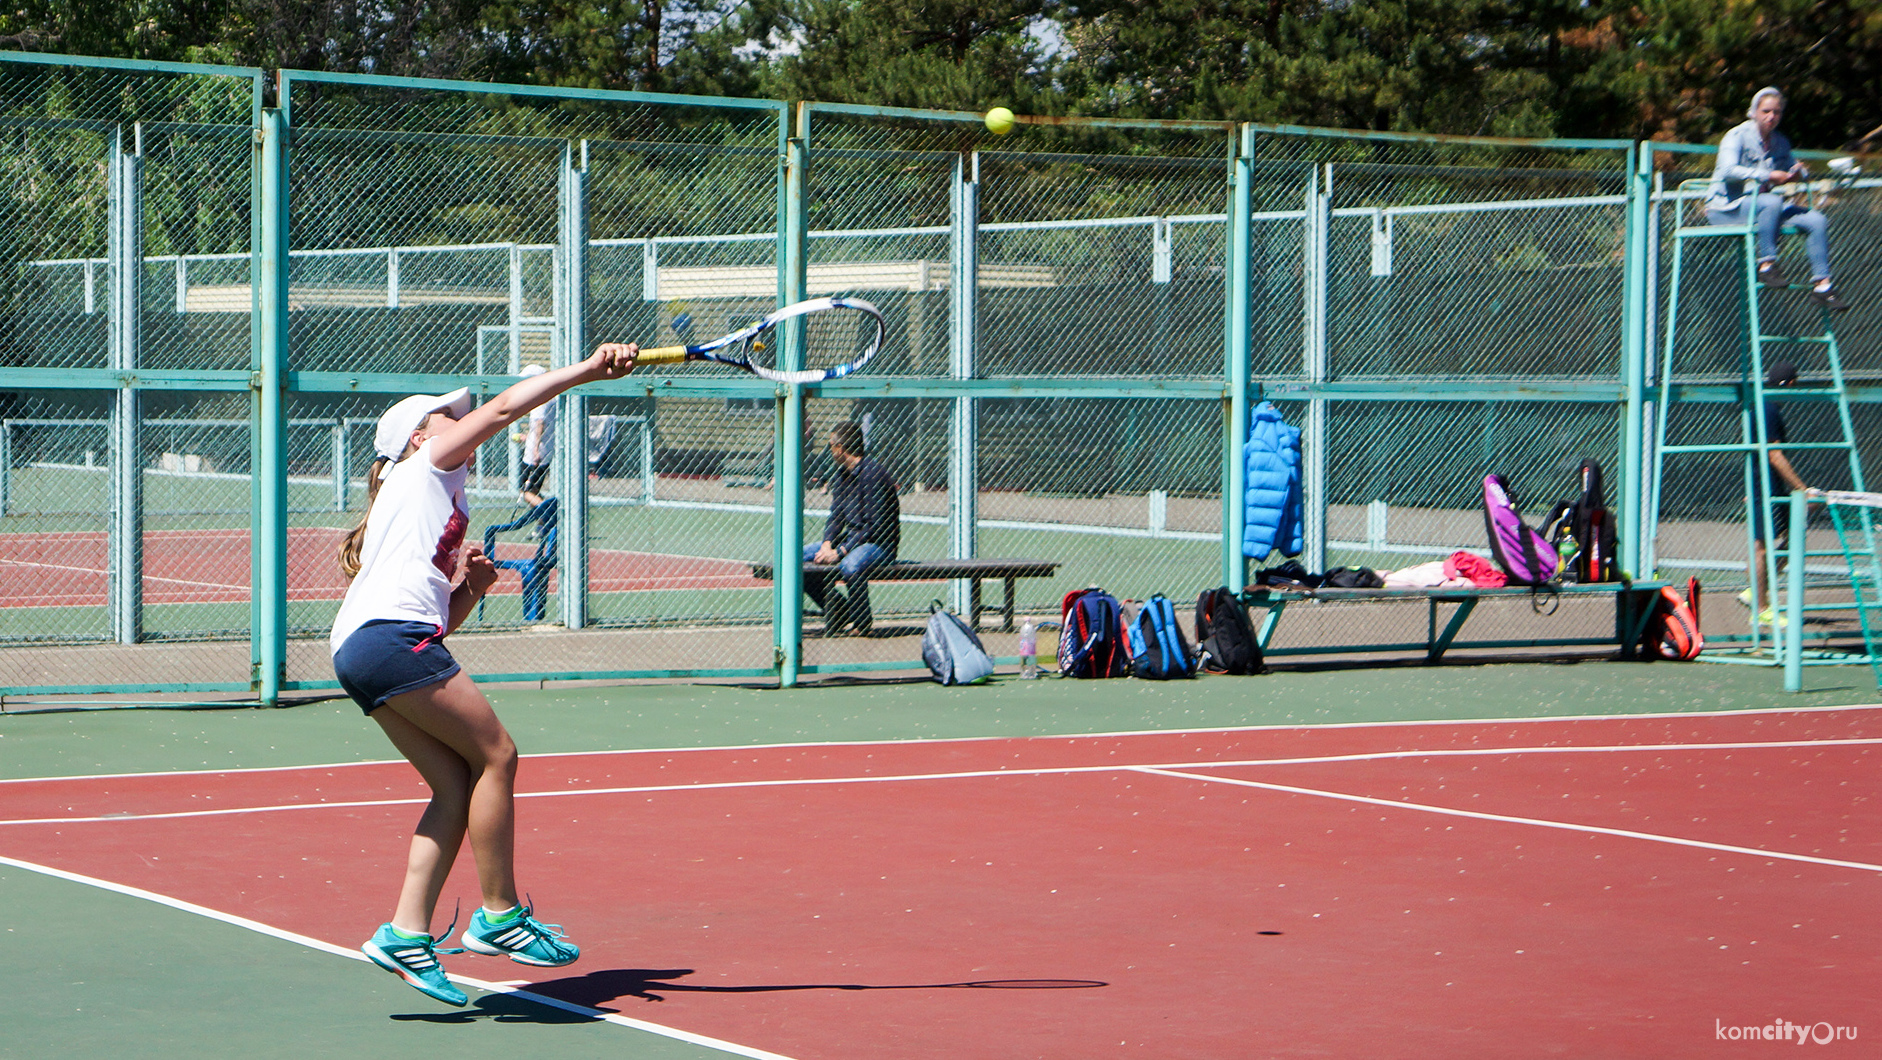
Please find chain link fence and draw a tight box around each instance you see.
[11,52,1859,698]
[1241,129,1636,659]
[1,54,258,695]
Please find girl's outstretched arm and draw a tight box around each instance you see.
[427,344,636,471]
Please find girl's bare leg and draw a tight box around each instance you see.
[375,669,520,932]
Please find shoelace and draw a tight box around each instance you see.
[512,913,573,953]
[432,901,467,956]
[511,896,574,954]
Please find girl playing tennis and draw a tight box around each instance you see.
[332,343,636,1006]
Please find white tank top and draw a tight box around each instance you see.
[329,439,470,655]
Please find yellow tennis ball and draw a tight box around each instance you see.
[985,107,1015,135]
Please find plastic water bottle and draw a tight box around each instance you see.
[1018,618,1040,679]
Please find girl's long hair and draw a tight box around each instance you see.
[337,455,393,579]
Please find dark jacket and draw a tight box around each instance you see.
[826,456,900,559]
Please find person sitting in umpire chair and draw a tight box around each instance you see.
[803,420,899,636]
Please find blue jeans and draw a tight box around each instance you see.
[802,542,890,629]
[1707,193,1832,282]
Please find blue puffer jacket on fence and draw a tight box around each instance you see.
[1242,401,1303,560]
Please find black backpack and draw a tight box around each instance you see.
[1194,587,1266,675]
[1570,458,1617,583]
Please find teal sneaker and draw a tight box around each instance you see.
[362,923,468,1006]
[461,904,580,967]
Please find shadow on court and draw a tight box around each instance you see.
[391,968,1107,1023]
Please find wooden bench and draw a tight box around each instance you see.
[750,557,1060,631]
[1240,581,1670,663]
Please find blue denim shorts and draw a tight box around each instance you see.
[333,620,460,715]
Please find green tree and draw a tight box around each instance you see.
[1567,0,1882,148]
[761,0,1059,112]
[1054,0,1607,136]
[470,0,787,96]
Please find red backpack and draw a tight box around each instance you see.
[1644,578,1704,660]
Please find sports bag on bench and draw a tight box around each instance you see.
[1482,474,1560,587]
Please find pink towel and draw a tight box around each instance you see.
[1445,550,1508,588]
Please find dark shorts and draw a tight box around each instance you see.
[333,620,460,716]
[1752,479,1792,544]
[520,461,550,495]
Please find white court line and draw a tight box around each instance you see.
[7,700,1882,787]
[1132,767,1882,875]
[4,736,1878,833]
[0,556,245,593]
[0,854,803,1060]
[0,560,256,597]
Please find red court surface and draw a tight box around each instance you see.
[0,529,761,608]
[4,707,1880,1057]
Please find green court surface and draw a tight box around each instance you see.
[3,660,1875,1060]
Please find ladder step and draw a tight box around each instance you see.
[1674,225,1753,238]
[1756,335,1833,344]
[1661,441,1858,454]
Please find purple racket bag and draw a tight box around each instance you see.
[1482,474,1561,586]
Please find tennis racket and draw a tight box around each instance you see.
[635,296,885,384]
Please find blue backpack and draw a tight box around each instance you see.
[1059,587,1130,678]
[1128,594,1196,679]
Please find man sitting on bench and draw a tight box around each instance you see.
[805,420,899,636]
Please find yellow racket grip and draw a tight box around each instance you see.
[636,345,689,364]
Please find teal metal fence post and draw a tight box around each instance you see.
[1618,142,1651,580]
[1302,163,1331,575]
[109,125,144,644]
[1783,489,1807,691]
[1223,126,1255,590]
[556,141,590,630]
[776,106,809,687]
[255,103,290,704]
[1641,155,1664,577]
[949,150,980,611]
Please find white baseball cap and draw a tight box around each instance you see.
[519,364,547,378]
[373,388,471,463]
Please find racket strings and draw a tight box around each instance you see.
[801,309,877,373]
